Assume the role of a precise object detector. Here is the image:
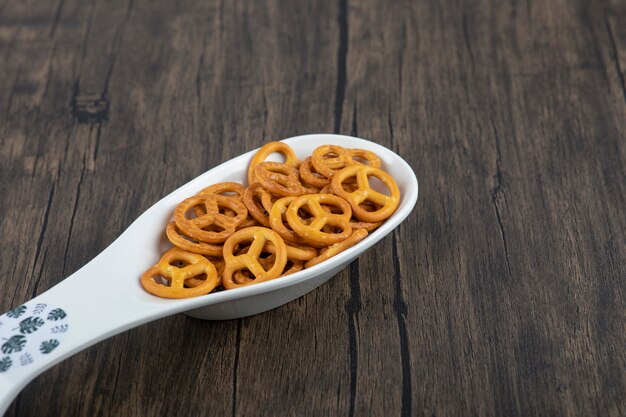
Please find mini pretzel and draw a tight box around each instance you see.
[197,182,245,200]
[348,201,383,231]
[230,242,275,285]
[165,221,223,256]
[234,255,303,283]
[186,258,225,287]
[232,254,273,285]
[267,241,317,261]
[270,197,343,247]
[174,194,248,243]
[331,165,400,223]
[193,182,245,218]
[141,248,218,298]
[222,227,288,289]
[311,145,381,178]
[248,141,300,185]
[313,195,382,232]
[285,194,353,247]
[305,229,368,268]
[269,196,307,244]
[242,182,275,227]
[232,239,316,261]
[300,157,330,188]
[255,162,316,197]
[350,218,382,232]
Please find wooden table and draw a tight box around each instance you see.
[1,1,624,416]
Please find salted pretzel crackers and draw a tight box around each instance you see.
[141,141,401,298]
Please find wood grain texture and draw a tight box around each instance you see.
[0,0,624,416]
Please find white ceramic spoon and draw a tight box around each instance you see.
[0,134,418,415]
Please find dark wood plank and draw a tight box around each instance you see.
[210,2,354,417]
[343,0,625,416]
[1,1,240,416]
[0,0,624,416]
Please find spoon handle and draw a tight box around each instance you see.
[0,238,169,416]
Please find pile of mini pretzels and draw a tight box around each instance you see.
[141,142,401,298]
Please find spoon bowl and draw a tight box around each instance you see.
[0,134,418,415]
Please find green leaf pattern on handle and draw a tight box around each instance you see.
[0,356,11,372]
[6,306,26,319]
[47,308,67,321]
[39,339,60,354]
[18,317,45,334]
[1,335,26,354]
[0,303,69,374]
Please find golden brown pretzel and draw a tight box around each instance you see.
[269,196,307,244]
[232,239,316,262]
[330,165,400,222]
[222,227,288,289]
[165,221,224,256]
[267,241,317,261]
[141,248,218,298]
[314,193,382,232]
[247,141,300,185]
[242,182,275,227]
[349,218,382,232]
[305,229,368,268]
[234,255,304,283]
[174,194,248,243]
[255,162,316,197]
[285,194,353,247]
[299,157,330,188]
[185,258,225,288]
[197,182,245,199]
[311,145,381,178]
[193,182,245,218]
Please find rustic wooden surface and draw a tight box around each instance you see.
[1,0,625,415]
